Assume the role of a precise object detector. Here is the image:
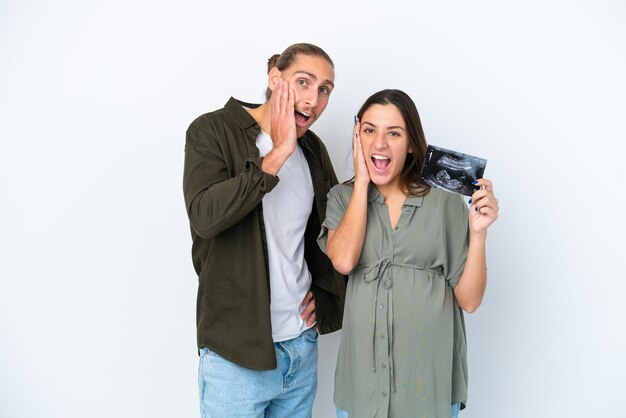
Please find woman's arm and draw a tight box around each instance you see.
[326,182,368,274]
[454,230,488,313]
[326,119,370,275]
[454,178,499,313]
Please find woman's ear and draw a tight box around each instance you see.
[268,67,282,92]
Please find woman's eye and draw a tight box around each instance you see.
[364,128,374,134]
[389,131,400,137]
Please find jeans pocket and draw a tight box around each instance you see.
[200,347,223,359]
[303,328,319,343]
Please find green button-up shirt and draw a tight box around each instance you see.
[318,183,469,417]
[183,97,346,370]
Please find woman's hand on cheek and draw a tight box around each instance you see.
[353,117,370,186]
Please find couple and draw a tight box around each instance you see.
[183,43,499,418]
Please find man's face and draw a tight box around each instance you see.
[270,55,335,138]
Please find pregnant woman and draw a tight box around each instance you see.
[318,89,499,417]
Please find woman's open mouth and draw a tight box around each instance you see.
[371,154,391,171]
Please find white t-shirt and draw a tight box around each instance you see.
[255,130,315,342]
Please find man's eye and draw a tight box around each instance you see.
[297,79,308,86]
[320,86,329,96]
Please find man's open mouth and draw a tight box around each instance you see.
[295,110,311,125]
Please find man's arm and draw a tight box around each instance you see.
[183,125,278,240]
[183,83,298,240]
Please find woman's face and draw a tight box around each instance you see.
[359,104,412,192]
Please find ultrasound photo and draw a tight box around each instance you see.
[419,145,487,196]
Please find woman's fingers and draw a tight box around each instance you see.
[353,117,369,184]
[471,195,499,217]
[469,178,497,205]
[473,178,493,193]
[473,206,498,219]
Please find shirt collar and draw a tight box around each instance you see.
[367,183,424,207]
[225,97,261,130]
[367,184,384,203]
[404,195,424,207]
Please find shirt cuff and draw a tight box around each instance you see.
[245,157,279,193]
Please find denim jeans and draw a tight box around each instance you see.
[198,327,318,418]
[336,402,461,418]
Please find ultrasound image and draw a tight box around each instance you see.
[419,145,487,196]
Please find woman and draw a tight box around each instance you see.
[318,89,499,417]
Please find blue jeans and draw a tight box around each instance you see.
[336,402,461,418]
[198,328,318,418]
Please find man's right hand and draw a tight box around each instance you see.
[262,79,297,176]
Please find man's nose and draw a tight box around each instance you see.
[303,90,318,109]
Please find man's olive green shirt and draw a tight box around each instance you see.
[183,97,346,370]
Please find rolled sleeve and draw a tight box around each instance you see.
[316,185,348,255]
[245,157,279,193]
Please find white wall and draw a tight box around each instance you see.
[1,1,624,417]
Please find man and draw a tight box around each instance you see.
[183,43,346,418]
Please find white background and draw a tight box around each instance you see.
[1,0,625,417]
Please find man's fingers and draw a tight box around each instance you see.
[306,312,317,327]
[301,291,313,307]
[271,80,283,115]
[301,298,315,316]
[288,86,295,113]
[300,291,316,325]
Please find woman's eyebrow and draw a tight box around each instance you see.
[361,121,405,131]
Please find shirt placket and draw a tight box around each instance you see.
[374,277,391,412]
[373,203,412,416]
[374,207,397,417]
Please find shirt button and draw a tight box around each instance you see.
[382,391,388,397]
[385,251,390,256]
[379,333,385,339]
[378,304,384,310]
[381,364,387,369]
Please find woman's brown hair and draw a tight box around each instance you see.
[356,89,431,197]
